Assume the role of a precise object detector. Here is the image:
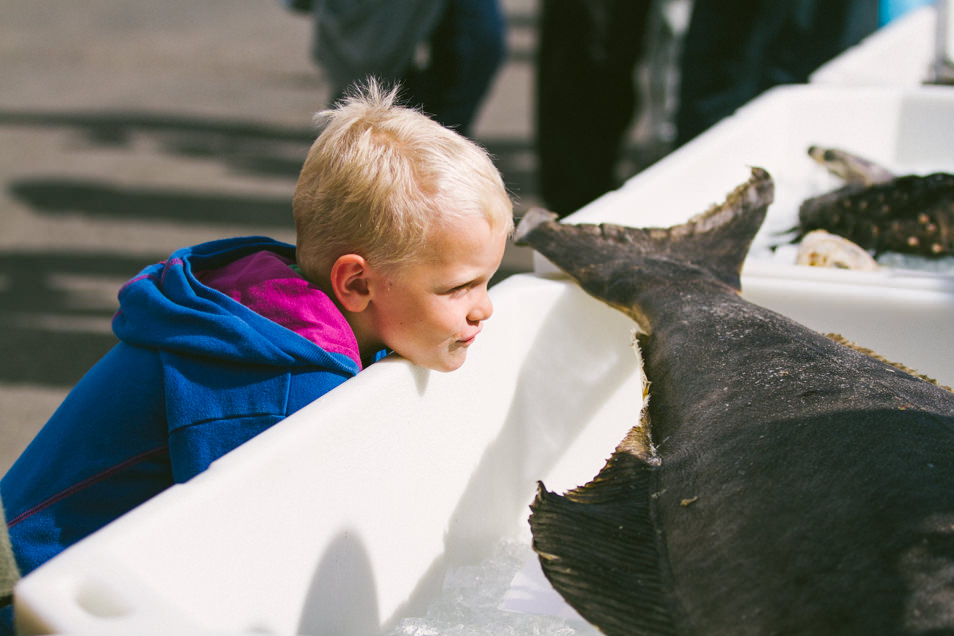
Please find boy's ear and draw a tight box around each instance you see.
[329,254,372,312]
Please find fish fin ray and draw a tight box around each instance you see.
[529,451,677,636]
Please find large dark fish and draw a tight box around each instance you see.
[798,146,954,257]
[516,167,954,636]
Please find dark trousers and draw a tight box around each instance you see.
[535,0,653,216]
[676,0,879,145]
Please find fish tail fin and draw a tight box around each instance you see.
[664,166,774,291]
[515,168,774,297]
[512,207,560,244]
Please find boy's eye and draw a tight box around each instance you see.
[444,281,479,296]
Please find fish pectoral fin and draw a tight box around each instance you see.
[529,451,677,636]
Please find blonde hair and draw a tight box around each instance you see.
[293,79,513,280]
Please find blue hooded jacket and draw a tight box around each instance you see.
[1,237,361,595]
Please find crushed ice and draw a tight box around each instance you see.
[384,539,599,636]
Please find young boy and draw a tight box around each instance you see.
[0,79,513,627]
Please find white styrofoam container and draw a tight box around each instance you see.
[13,274,644,635]
[555,84,954,386]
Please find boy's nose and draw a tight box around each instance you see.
[468,290,493,324]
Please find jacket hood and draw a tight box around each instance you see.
[112,236,359,375]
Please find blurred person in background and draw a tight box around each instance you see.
[535,0,882,217]
[290,0,506,137]
[676,0,880,146]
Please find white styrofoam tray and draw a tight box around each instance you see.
[552,84,954,385]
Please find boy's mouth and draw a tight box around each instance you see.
[457,329,481,346]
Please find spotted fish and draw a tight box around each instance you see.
[516,167,954,636]
[798,146,954,257]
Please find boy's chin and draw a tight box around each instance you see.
[417,353,468,373]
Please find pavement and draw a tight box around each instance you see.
[0,0,670,474]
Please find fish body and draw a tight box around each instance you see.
[517,168,954,635]
[798,147,954,257]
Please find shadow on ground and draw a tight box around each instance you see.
[1,109,542,391]
[0,252,143,387]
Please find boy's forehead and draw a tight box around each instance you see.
[427,216,497,247]
[411,218,505,268]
